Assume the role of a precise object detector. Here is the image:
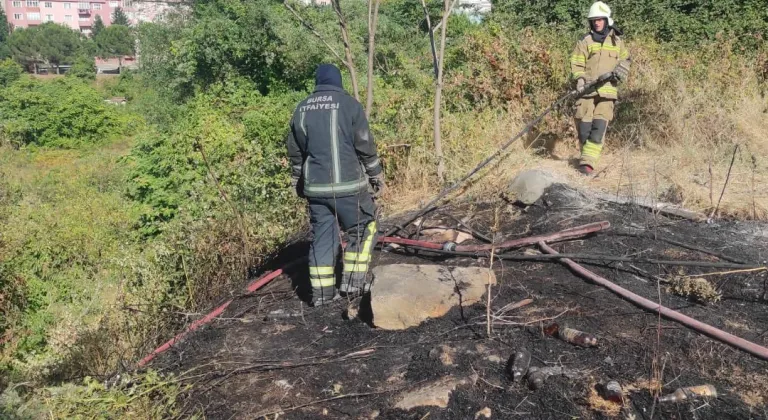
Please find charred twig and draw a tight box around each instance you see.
[255,387,402,418]
[709,144,739,221]
[611,231,749,264]
[495,298,534,316]
[395,245,764,269]
[491,308,571,326]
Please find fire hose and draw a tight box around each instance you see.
[539,242,768,361]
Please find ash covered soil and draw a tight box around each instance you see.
[155,185,768,419]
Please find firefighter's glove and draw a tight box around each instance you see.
[576,78,586,93]
[291,176,305,198]
[612,63,629,83]
[369,173,386,198]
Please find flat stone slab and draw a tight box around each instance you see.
[394,375,469,410]
[508,169,556,205]
[370,264,496,330]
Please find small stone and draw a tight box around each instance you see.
[274,379,293,390]
[429,345,456,366]
[346,303,359,319]
[508,170,556,205]
[322,408,329,415]
[369,410,380,419]
[475,407,492,419]
[604,356,614,366]
[486,355,502,364]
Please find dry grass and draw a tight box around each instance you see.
[381,40,768,222]
[667,276,722,304]
[716,367,768,407]
[586,383,622,417]
[624,377,663,395]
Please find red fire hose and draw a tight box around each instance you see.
[137,222,610,367]
[379,221,610,252]
[539,241,768,361]
[137,263,297,367]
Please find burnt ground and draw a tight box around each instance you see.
[154,185,768,419]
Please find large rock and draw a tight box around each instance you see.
[508,169,556,205]
[370,264,496,330]
[394,375,468,410]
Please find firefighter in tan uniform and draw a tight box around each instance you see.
[570,1,631,175]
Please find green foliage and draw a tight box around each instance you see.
[490,0,768,48]
[7,23,84,72]
[0,8,10,59]
[66,55,96,80]
[137,0,333,100]
[92,14,106,38]
[0,77,126,147]
[0,59,23,87]
[126,82,304,236]
[111,7,131,26]
[0,370,187,419]
[95,24,135,60]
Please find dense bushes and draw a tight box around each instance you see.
[0,77,127,148]
[490,0,768,49]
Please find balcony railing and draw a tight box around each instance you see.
[78,8,90,14]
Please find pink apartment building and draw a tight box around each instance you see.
[3,0,175,34]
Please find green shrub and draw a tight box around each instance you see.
[0,59,22,87]
[65,55,96,81]
[0,77,125,148]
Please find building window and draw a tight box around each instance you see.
[44,1,52,7]
[92,3,101,9]
[12,1,21,7]
[26,0,39,7]
[64,2,71,8]
[78,2,88,8]
[45,14,54,20]
[13,13,23,19]
[64,14,73,20]
[78,16,89,21]
[109,1,117,6]
[27,12,41,20]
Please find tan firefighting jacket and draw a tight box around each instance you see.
[570,29,630,99]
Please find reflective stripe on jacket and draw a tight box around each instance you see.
[570,30,630,100]
[286,85,382,198]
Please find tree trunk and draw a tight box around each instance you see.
[420,0,439,79]
[365,0,381,118]
[332,0,360,101]
[118,56,123,74]
[433,0,457,182]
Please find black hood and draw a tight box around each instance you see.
[315,64,343,89]
[590,18,609,43]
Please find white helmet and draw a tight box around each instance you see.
[587,1,614,27]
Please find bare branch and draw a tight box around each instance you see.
[365,0,381,117]
[332,0,361,101]
[419,0,439,79]
[283,1,345,64]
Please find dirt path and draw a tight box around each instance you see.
[155,185,768,419]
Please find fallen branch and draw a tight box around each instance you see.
[390,245,765,270]
[381,221,610,252]
[593,192,706,222]
[612,231,749,264]
[539,241,768,361]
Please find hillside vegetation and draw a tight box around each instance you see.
[0,0,766,417]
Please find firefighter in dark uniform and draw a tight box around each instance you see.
[286,64,385,306]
